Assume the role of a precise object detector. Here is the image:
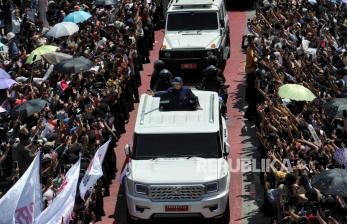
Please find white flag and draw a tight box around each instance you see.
[36,159,81,224]
[0,153,42,224]
[79,140,110,200]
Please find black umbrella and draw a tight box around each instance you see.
[311,168,347,197]
[95,0,118,5]
[54,56,92,73]
[16,99,48,117]
[323,98,347,118]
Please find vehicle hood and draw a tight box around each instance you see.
[127,157,229,184]
[163,31,221,49]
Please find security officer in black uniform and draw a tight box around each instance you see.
[150,59,166,90]
[153,77,200,111]
[201,65,228,118]
[204,55,226,83]
[153,69,173,91]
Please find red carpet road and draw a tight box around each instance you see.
[98,10,267,224]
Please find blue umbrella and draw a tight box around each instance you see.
[0,78,17,89]
[63,11,91,23]
[0,68,11,79]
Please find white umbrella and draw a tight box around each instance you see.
[0,42,8,53]
[46,22,79,38]
[42,52,73,64]
[0,106,6,113]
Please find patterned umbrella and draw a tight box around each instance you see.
[324,98,347,118]
[312,169,347,196]
[334,148,347,167]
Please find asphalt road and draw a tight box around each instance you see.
[98,7,271,224]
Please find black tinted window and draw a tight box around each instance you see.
[167,12,218,31]
[133,133,222,159]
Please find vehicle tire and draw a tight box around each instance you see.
[216,199,230,224]
[126,197,142,224]
[126,209,140,224]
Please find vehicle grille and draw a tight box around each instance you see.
[149,185,205,201]
[171,50,207,59]
[160,50,208,59]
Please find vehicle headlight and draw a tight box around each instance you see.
[205,182,219,194]
[134,183,149,195]
[207,50,214,56]
[164,51,171,57]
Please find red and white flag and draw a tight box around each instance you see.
[79,140,110,200]
[0,153,42,224]
[36,159,80,224]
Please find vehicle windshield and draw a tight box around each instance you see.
[133,133,221,159]
[166,12,218,31]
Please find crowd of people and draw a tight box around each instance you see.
[244,0,347,223]
[0,0,161,222]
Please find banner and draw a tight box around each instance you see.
[36,159,80,224]
[79,140,110,199]
[0,153,42,224]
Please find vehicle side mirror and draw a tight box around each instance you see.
[223,142,230,156]
[124,144,132,157]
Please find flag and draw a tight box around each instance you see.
[0,153,42,224]
[79,140,110,199]
[36,159,80,224]
[118,156,131,183]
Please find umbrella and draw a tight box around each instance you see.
[46,22,79,38]
[0,68,11,79]
[0,42,8,53]
[26,45,59,64]
[16,99,48,117]
[0,78,17,89]
[311,168,347,197]
[42,52,73,64]
[0,106,6,113]
[54,56,93,73]
[323,98,347,118]
[334,148,347,167]
[278,84,316,102]
[63,11,91,24]
[95,0,118,5]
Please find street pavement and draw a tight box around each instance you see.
[98,8,271,224]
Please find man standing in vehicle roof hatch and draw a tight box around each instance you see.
[150,77,200,111]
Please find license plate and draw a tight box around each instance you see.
[165,205,189,212]
[180,63,197,69]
